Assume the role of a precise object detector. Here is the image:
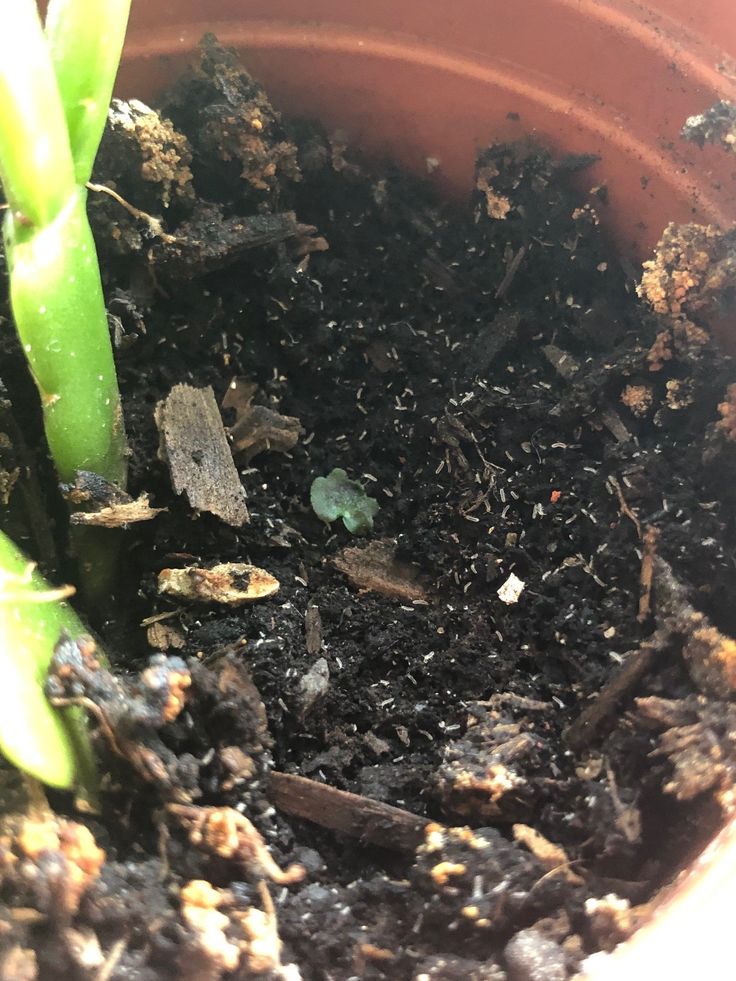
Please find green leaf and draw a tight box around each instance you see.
[45,0,132,184]
[0,0,74,225]
[0,531,95,789]
[310,468,380,535]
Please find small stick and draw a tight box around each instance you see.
[638,526,659,622]
[564,630,668,750]
[608,475,642,539]
[87,181,177,243]
[495,245,527,299]
[269,771,430,852]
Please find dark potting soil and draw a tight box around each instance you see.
[2,35,736,981]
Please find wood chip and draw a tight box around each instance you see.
[495,245,527,299]
[513,824,584,885]
[304,605,323,655]
[158,563,279,605]
[464,311,521,375]
[147,620,186,651]
[63,470,165,527]
[269,772,430,852]
[333,540,427,602]
[156,384,249,526]
[149,206,312,278]
[222,377,302,462]
[638,525,659,621]
[70,493,165,528]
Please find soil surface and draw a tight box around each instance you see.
[1,36,736,981]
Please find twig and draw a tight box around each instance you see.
[608,475,642,539]
[86,181,177,243]
[564,629,669,750]
[495,245,527,298]
[638,526,659,622]
[599,408,632,444]
[269,771,430,852]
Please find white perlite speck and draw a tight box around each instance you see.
[497,572,525,604]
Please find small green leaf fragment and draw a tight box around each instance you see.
[310,468,380,535]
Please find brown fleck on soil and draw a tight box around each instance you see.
[2,36,736,981]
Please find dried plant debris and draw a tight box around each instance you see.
[146,616,187,651]
[568,556,736,749]
[222,377,303,462]
[158,562,279,605]
[333,539,427,602]
[270,771,430,852]
[654,555,736,696]
[476,163,512,220]
[161,34,301,206]
[512,824,584,886]
[638,222,736,332]
[435,702,542,823]
[148,203,317,279]
[304,605,323,655]
[62,470,164,527]
[156,383,249,526]
[682,100,736,152]
[68,494,163,528]
[636,694,736,813]
[168,805,305,886]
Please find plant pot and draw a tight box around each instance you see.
[119,0,736,266]
[24,2,736,977]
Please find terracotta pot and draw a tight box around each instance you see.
[115,2,735,978]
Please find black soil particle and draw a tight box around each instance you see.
[2,35,736,981]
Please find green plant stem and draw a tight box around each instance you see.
[0,0,127,486]
[0,529,96,792]
[4,189,126,484]
[45,0,132,185]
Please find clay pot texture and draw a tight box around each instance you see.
[114,3,734,979]
[120,0,736,262]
